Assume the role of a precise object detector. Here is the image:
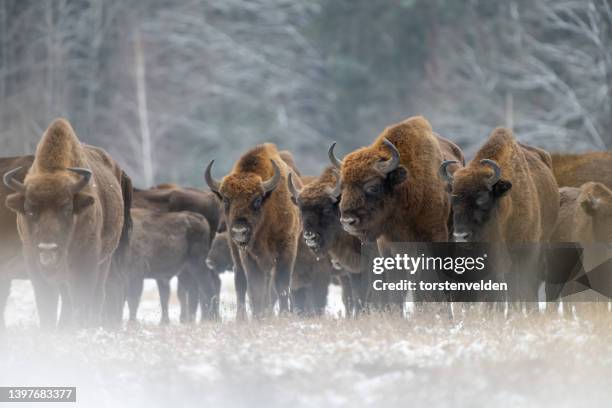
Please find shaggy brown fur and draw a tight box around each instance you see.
[339,116,464,242]
[0,156,33,329]
[551,152,612,189]
[123,208,219,324]
[552,183,612,244]
[4,118,126,328]
[211,143,300,319]
[448,128,559,243]
[291,166,364,316]
[446,128,559,306]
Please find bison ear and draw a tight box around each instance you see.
[492,179,512,198]
[73,193,95,213]
[386,166,407,187]
[5,193,25,214]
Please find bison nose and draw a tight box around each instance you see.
[303,230,317,240]
[231,225,250,243]
[453,231,472,242]
[340,216,359,227]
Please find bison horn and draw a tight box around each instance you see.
[439,160,459,183]
[326,169,342,201]
[378,138,400,174]
[262,160,281,194]
[287,172,302,201]
[67,167,92,193]
[328,142,343,170]
[480,159,502,186]
[3,166,26,193]
[205,160,222,193]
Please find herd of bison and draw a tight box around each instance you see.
[1,115,611,330]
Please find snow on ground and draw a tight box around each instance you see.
[2,274,612,408]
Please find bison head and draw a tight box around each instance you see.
[4,167,94,273]
[330,139,407,239]
[205,159,280,250]
[288,169,342,255]
[205,231,233,272]
[440,159,512,242]
[574,182,612,243]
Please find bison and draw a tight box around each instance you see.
[132,186,222,322]
[439,127,559,307]
[288,167,365,316]
[205,230,233,274]
[329,116,464,309]
[551,152,612,189]
[4,118,128,327]
[123,207,218,324]
[205,143,300,319]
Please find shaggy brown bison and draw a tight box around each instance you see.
[551,152,612,189]
[440,127,559,306]
[205,143,300,319]
[288,167,365,316]
[123,208,218,324]
[0,156,33,329]
[4,118,128,327]
[329,116,464,309]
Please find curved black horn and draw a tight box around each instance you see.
[439,160,459,183]
[287,172,301,201]
[204,160,222,193]
[480,159,502,186]
[327,169,342,200]
[67,167,92,193]
[262,160,281,194]
[3,167,25,193]
[328,142,342,170]
[378,138,400,174]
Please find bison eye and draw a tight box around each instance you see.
[365,183,382,195]
[252,196,263,211]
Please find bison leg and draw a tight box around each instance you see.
[0,278,10,330]
[156,279,171,325]
[339,275,353,318]
[199,269,220,321]
[273,257,293,315]
[31,276,59,330]
[177,272,197,323]
[291,287,308,315]
[102,263,127,327]
[126,277,144,322]
[234,264,247,321]
[243,256,268,319]
[58,285,73,329]
[350,273,365,317]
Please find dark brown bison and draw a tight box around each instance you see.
[288,167,365,316]
[205,231,233,273]
[205,143,300,319]
[440,127,559,306]
[551,152,612,189]
[0,156,33,329]
[4,118,128,327]
[329,116,464,308]
[123,208,218,324]
[132,186,222,322]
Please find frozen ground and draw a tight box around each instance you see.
[2,275,612,408]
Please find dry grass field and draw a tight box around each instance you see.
[2,274,612,408]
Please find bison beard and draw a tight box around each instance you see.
[205,143,300,319]
[3,118,126,328]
